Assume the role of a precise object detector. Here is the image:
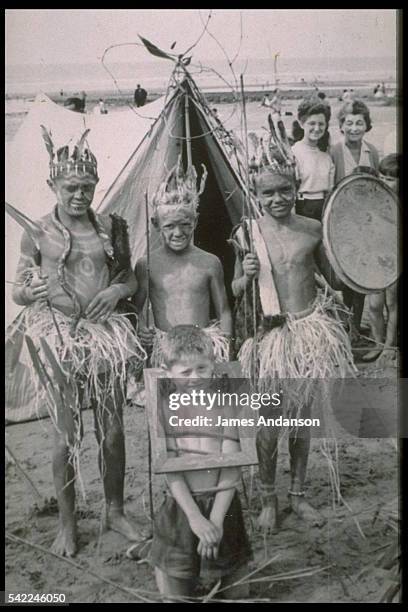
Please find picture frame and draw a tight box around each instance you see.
[143,361,259,474]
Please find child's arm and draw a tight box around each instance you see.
[210,257,232,335]
[166,472,221,548]
[314,241,343,290]
[85,270,137,321]
[198,437,241,559]
[132,257,155,346]
[209,439,240,529]
[12,231,48,306]
[231,253,259,298]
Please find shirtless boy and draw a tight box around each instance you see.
[231,126,355,532]
[149,325,251,601]
[10,130,145,556]
[133,162,232,363]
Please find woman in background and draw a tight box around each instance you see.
[291,96,334,221]
[330,99,380,340]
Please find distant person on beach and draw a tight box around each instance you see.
[330,99,379,342]
[363,153,399,366]
[291,96,334,221]
[341,89,355,102]
[63,97,84,113]
[79,91,87,113]
[94,98,108,115]
[261,88,282,114]
[134,84,147,107]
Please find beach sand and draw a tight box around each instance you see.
[5,387,399,603]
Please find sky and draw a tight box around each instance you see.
[5,9,398,66]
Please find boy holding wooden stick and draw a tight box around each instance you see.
[231,115,356,532]
[133,159,232,365]
[8,129,146,556]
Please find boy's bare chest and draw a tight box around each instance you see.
[39,225,107,268]
[150,259,209,292]
[262,226,319,267]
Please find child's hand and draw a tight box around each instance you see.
[197,541,219,560]
[24,275,49,302]
[189,513,221,548]
[242,253,260,279]
[85,286,122,322]
[197,521,223,559]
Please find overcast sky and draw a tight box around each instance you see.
[5,9,398,66]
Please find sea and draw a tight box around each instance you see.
[5,55,398,99]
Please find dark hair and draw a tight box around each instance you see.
[294,97,332,152]
[352,166,378,177]
[317,91,326,100]
[161,324,214,366]
[297,99,331,124]
[337,99,372,132]
[379,153,401,178]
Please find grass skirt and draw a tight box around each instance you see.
[238,292,357,505]
[150,321,230,367]
[6,302,146,494]
[238,291,356,400]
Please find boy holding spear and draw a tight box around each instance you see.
[8,129,146,556]
[133,159,232,364]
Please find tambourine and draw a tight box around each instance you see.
[322,174,399,293]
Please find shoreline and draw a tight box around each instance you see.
[5,83,400,116]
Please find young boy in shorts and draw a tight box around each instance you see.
[362,153,399,366]
[149,325,251,601]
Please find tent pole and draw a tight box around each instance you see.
[184,93,192,168]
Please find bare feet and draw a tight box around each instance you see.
[289,496,325,527]
[105,510,150,542]
[257,497,279,534]
[51,522,78,557]
[361,348,382,362]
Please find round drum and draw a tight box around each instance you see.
[322,174,399,293]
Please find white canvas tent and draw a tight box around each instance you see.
[5,70,256,422]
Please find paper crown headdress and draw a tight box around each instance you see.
[152,156,208,215]
[40,126,98,180]
[248,114,296,180]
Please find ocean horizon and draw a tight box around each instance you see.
[5,55,398,97]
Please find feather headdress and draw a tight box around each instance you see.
[248,113,296,180]
[40,126,98,180]
[152,156,208,217]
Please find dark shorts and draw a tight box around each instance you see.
[149,491,252,580]
[295,198,325,221]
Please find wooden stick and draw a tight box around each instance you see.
[5,533,156,603]
[240,74,258,383]
[184,92,192,168]
[144,191,154,524]
[5,443,44,503]
[144,191,151,329]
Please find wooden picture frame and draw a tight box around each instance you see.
[144,361,258,474]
